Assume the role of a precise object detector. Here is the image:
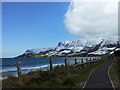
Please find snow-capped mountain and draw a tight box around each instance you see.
[24,48,54,55]
[18,38,119,57]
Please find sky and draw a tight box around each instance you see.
[2,1,118,58]
[64,1,118,38]
[2,2,79,58]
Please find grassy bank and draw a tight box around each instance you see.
[2,58,106,88]
[109,57,120,88]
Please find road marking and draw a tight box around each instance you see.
[83,67,98,88]
[108,59,115,90]
[83,59,113,88]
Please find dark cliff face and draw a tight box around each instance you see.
[114,50,120,56]
[87,44,101,53]
[17,38,120,58]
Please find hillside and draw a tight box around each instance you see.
[18,37,120,57]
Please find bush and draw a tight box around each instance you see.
[63,77,74,86]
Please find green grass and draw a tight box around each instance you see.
[109,57,120,88]
[2,58,107,88]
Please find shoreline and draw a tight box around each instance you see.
[2,57,106,88]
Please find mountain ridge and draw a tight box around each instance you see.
[18,37,119,57]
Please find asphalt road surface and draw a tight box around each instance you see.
[84,58,114,89]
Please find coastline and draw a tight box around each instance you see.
[2,57,106,88]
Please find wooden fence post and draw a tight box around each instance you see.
[75,58,77,64]
[94,58,96,64]
[81,58,84,68]
[86,58,88,64]
[65,58,67,66]
[50,59,53,70]
[17,61,22,77]
[90,58,91,63]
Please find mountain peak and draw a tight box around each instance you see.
[19,38,119,57]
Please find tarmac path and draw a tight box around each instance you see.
[84,58,114,88]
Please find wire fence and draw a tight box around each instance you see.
[1,57,101,77]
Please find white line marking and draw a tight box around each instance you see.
[108,59,115,90]
[83,59,106,88]
[83,59,115,89]
[82,66,98,88]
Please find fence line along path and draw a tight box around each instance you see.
[1,57,100,77]
[84,58,114,88]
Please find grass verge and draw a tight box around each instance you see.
[2,58,107,88]
[109,57,120,88]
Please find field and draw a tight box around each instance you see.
[109,56,120,88]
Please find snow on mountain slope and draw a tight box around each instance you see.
[24,48,54,55]
[82,38,103,52]
[55,40,85,52]
[100,37,118,48]
[84,38,103,47]
[88,47,117,55]
[20,37,119,57]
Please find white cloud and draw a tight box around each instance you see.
[64,0,118,39]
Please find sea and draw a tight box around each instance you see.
[0,57,100,79]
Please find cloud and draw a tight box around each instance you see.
[64,0,118,39]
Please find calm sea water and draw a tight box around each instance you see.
[1,57,100,78]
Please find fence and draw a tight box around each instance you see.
[1,57,101,77]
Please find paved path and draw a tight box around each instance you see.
[84,58,114,88]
